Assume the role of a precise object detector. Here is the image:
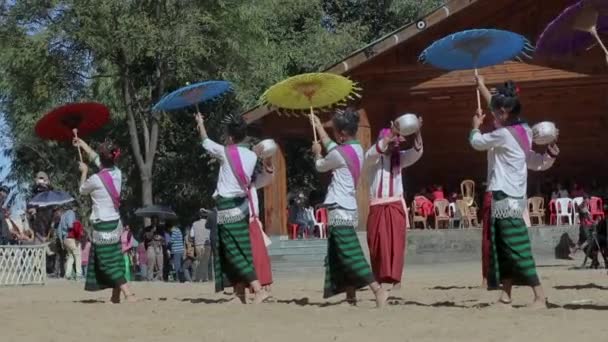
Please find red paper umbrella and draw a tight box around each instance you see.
[35,102,110,141]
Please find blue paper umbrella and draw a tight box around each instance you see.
[28,191,74,208]
[419,29,534,70]
[152,80,232,112]
[419,29,533,110]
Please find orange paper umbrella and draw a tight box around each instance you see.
[260,73,360,141]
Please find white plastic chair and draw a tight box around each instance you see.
[448,202,460,228]
[572,197,584,224]
[555,198,574,226]
[306,208,326,239]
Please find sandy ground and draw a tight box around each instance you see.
[2,258,608,342]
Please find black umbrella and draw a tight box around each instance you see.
[28,190,74,208]
[135,205,177,220]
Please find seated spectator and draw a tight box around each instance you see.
[431,185,445,201]
[551,183,569,199]
[414,193,434,218]
[6,210,34,244]
[288,193,314,239]
[448,192,458,203]
[570,183,586,198]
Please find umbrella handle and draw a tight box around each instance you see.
[590,27,608,63]
[72,129,83,162]
[309,107,318,143]
[474,68,482,112]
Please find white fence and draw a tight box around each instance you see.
[0,244,47,286]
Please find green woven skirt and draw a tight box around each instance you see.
[214,196,257,292]
[488,192,540,289]
[85,220,126,291]
[324,224,374,298]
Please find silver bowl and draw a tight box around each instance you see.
[532,121,558,145]
[255,139,278,158]
[395,113,420,136]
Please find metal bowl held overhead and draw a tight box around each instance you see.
[395,113,420,136]
[532,121,558,145]
[256,139,278,158]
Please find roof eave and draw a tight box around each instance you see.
[242,0,480,123]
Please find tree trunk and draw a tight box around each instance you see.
[141,173,153,207]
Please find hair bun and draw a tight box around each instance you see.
[497,80,518,98]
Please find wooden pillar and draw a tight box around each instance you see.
[263,141,287,236]
[357,109,371,231]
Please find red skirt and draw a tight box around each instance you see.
[481,192,492,279]
[367,200,407,284]
[249,218,273,286]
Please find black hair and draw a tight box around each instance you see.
[331,108,360,137]
[98,140,120,168]
[226,115,248,143]
[490,80,521,117]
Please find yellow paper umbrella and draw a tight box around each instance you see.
[260,73,361,141]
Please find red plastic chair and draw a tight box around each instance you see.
[315,208,329,238]
[590,197,605,221]
[287,208,309,240]
[289,223,299,240]
[548,199,557,226]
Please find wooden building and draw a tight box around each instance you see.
[243,0,608,236]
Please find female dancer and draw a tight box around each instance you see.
[469,80,559,307]
[365,120,423,289]
[74,138,136,303]
[311,110,388,307]
[194,113,268,304]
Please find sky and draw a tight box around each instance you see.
[0,113,26,214]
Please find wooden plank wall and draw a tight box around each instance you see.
[358,78,608,195]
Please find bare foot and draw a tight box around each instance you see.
[481,279,488,288]
[375,288,389,308]
[108,293,120,304]
[528,298,548,310]
[345,294,357,306]
[392,282,401,291]
[252,290,270,304]
[494,299,512,309]
[125,294,138,303]
[228,294,247,304]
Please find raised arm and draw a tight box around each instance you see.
[470,130,504,151]
[252,158,275,189]
[78,162,93,195]
[365,136,389,164]
[314,148,342,173]
[469,111,504,151]
[73,138,100,168]
[311,115,335,152]
[400,133,424,168]
[475,75,492,106]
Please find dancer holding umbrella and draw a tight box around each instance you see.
[73,136,136,303]
[310,110,388,308]
[420,28,534,285]
[469,78,560,308]
[194,112,269,304]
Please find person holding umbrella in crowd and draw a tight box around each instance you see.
[73,137,136,303]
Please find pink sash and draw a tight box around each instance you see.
[225,145,271,245]
[335,144,361,187]
[97,169,120,210]
[505,124,531,156]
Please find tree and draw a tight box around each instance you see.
[1,0,439,225]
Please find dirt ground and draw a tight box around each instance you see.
[2,259,608,342]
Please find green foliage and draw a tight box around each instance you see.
[1,0,439,226]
